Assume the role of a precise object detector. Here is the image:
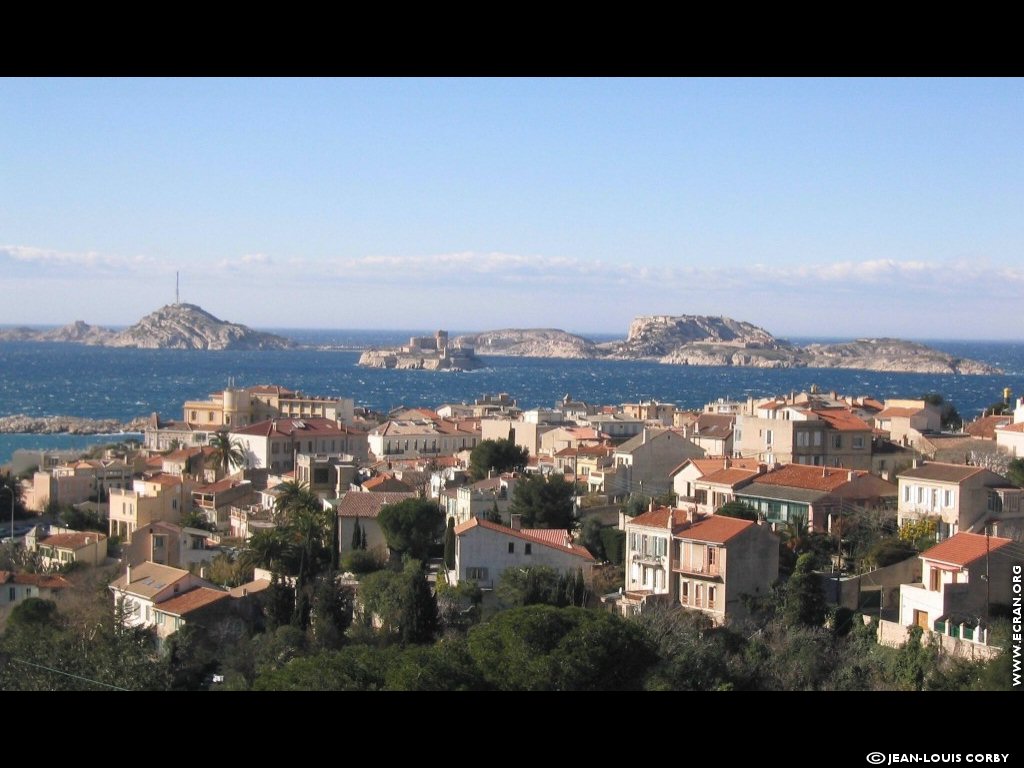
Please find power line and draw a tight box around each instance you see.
[6,657,130,691]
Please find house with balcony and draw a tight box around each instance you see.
[896,461,1014,541]
[618,505,688,613]
[735,464,897,532]
[673,515,779,625]
[898,532,1019,644]
[452,473,518,526]
[121,521,220,570]
[452,516,594,589]
[367,418,479,461]
[231,418,368,473]
[690,465,765,517]
[192,477,255,530]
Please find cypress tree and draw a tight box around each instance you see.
[351,516,363,551]
[443,517,456,570]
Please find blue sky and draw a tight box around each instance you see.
[2,77,1021,339]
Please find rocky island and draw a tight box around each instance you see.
[456,314,1001,375]
[0,303,296,351]
[358,330,484,371]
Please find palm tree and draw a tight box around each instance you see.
[208,431,247,476]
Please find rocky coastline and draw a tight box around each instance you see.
[0,414,148,435]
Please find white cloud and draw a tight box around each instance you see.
[0,245,158,272]
[215,253,273,271]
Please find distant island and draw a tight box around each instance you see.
[0,303,295,351]
[0,306,1001,375]
[456,314,1002,375]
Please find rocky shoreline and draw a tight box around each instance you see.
[0,414,148,435]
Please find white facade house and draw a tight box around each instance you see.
[108,562,213,630]
[453,517,594,589]
[899,532,1019,643]
[897,461,1013,540]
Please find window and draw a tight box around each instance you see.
[191,410,197,420]
[832,434,842,449]
[508,542,515,554]
[796,431,809,448]
[525,543,532,555]
[708,586,717,609]
[916,486,924,504]
[466,567,488,581]
[680,579,689,604]
[903,485,911,503]
[765,429,773,446]
[944,490,953,508]
[8,587,13,601]
[707,545,716,565]
[272,443,280,454]
[852,436,864,449]
[813,431,822,447]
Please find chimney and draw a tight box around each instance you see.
[649,498,655,513]
[723,456,731,469]
[510,514,522,531]
[912,458,920,469]
[686,507,694,523]
[822,467,827,477]
[126,563,131,583]
[847,470,854,482]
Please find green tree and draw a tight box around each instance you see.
[469,438,528,481]
[783,553,827,629]
[922,393,962,430]
[357,559,437,645]
[180,507,216,532]
[580,516,606,560]
[1006,458,1024,488]
[208,431,248,475]
[508,473,576,531]
[351,516,364,550]
[443,517,456,570]
[466,604,657,691]
[377,498,444,561]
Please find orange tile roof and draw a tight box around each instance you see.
[965,415,1013,439]
[921,532,1013,568]
[362,475,413,492]
[154,586,230,616]
[454,517,594,561]
[627,506,689,533]
[998,422,1024,434]
[231,417,352,438]
[145,473,184,487]
[335,491,417,518]
[0,571,72,589]
[757,464,867,492]
[39,531,105,550]
[194,477,246,494]
[677,516,754,544]
[811,408,872,432]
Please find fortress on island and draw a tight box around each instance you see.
[357,330,483,371]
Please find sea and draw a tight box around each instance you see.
[1,329,1022,466]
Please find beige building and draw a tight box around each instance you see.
[609,428,705,498]
[368,418,479,461]
[611,506,779,624]
[453,516,595,589]
[122,521,220,570]
[230,417,368,472]
[480,417,553,458]
[671,456,764,502]
[734,401,873,470]
[452,474,518,526]
[109,474,194,543]
[897,461,1013,540]
[680,413,735,457]
[874,399,942,444]
[334,491,417,558]
[184,384,354,429]
[28,529,108,569]
[620,400,676,426]
[995,398,1024,457]
[192,478,255,530]
[152,587,231,644]
[0,571,72,609]
[26,457,133,512]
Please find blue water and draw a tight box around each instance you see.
[1,332,1022,464]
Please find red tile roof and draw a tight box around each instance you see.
[0,571,72,589]
[811,408,872,432]
[965,415,1013,439]
[39,531,105,550]
[154,587,230,616]
[454,517,594,561]
[757,464,867,492]
[194,478,246,494]
[231,417,352,438]
[677,516,754,544]
[362,475,413,492]
[144,473,184,487]
[921,532,1013,568]
[627,506,689,533]
[998,422,1024,434]
[335,491,417,518]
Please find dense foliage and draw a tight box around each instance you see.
[469,438,529,481]
[508,473,576,530]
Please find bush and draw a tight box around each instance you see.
[865,538,918,569]
[342,548,384,575]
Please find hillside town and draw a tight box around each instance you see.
[1,380,1023,691]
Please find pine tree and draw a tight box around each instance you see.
[443,517,456,570]
[400,565,438,645]
[351,516,363,551]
